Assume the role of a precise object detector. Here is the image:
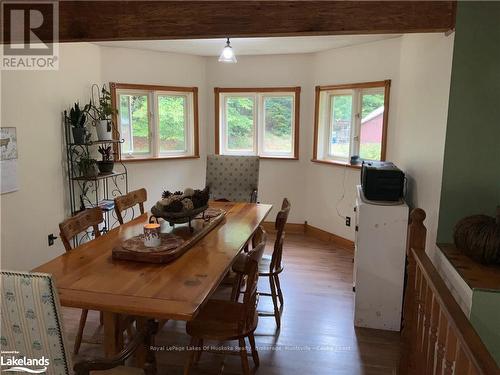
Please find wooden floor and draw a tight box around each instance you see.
[63,232,400,374]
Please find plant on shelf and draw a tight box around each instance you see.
[65,102,91,144]
[91,84,117,141]
[73,149,98,178]
[97,145,114,174]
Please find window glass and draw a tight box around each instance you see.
[263,96,293,154]
[158,95,186,153]
[226,96,255,152]
[119,94,149,155]
[329,95,352,159]
[359,92,384,160]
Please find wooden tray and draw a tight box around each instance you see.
[112,208,226,263]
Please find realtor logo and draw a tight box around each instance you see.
[1,1,58,70]
[1,351,50,373]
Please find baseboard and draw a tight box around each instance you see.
[305,223,355,250]
[262,221,306,234]
[262,221,354,250]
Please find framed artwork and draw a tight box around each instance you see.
[1,127,19,194]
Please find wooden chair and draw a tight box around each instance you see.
[230,226,267,301]
[59,207,103,251]
[59,207,104,354]
[114,188,147,225]
[184,255,262,375]
[1,270,157,375]
[258,198,290,328]
[205,155,260,203]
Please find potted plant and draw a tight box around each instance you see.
[77,153,98,178]
[66,102,91,144]
[93,86,116,141]
[97,145,114,174]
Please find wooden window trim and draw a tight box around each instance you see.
[214,87,301,160]
[310,158,362,170]
[312,80,391,166]
[110,82,199,161]
[119,155,200,163]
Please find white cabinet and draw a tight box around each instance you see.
[354,186,409,331]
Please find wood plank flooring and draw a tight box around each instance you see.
[63,232,400,374]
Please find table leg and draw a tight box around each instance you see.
[134,318,151,368]
[103,311,123,357]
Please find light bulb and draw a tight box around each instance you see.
[222,46,233,59]
[218,38,237,63]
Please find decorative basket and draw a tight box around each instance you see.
[151,204,208,225]
[453,207,500,265]
[151,187,211,232]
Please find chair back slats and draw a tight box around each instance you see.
[114,188,147,225]
[251,225,267,249]
[400,209,499,375]
[59,207,104,251]
[275,198,291,235]
[240,257,260,332]
[239,226,266,331]
[269,198,291,272]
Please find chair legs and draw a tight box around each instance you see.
[248,333,259,367]
[269,275,281,328]
[274,273,284,306]
[74,309,89,355]
[239,338,250,375]
[184,337,197,375]
[184,335,258,374]
[194,339,203,363]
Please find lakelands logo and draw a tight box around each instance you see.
[1,0,59,70]
[1,351,49,373]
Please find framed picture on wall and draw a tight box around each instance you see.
[1,127,19,194]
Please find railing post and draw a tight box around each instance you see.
[400,208,427,374]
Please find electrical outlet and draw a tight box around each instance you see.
[48,234,57,246]
[346,217,351,227]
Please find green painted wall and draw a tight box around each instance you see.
[437,1,500,243]
[470,290,500,365]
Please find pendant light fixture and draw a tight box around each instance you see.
[218,37,237,63]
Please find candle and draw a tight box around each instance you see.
[143,223,161,247]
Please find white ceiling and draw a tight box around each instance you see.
[95,35,400,57]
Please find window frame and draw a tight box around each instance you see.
[214,87,301,160]
[110,82,199,162]
[312,80,391,169]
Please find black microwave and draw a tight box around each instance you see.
[361,161,405,201]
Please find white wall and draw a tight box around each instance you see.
[305,35,454,242]
[1,43,102,270]
[307,38,402,240]
[99,47,208,208]
[392,33,454,251]
[205,55,312,224]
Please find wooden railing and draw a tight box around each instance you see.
[400,209,499,375]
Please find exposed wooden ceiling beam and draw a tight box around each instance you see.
[35,1,459,43]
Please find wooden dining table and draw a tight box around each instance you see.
[33,201,272,358]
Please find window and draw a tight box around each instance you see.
[215,87,300,159]
[111,83,199,160]
[313,80,390,167]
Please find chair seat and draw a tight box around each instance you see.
[186,299,257,340]
[233,254,283,276]
[91,366,145,375]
